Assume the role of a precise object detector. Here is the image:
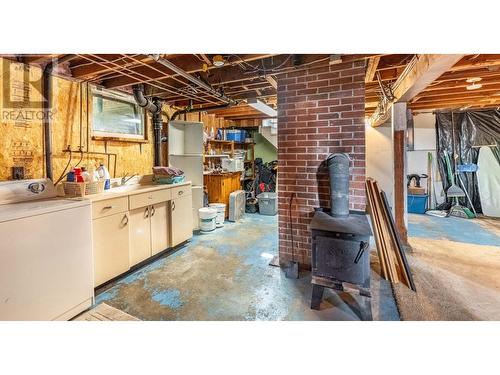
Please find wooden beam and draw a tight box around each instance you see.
[370,54,465,127]
[199,54,212,65]
[392,102,408,245]
[365,56,380,83]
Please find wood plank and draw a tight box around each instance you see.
[365,179,388,279]
[367,179,398,282]
[379,189,416,291]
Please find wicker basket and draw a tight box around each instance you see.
[63,181,105,197]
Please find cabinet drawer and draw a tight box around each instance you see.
[171,184,192,199]
[92,197,129,219]
[129,188,172,210]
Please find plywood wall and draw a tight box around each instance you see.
[0,57,224,182]
[0,58,45,179]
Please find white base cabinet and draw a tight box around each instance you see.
[91,183,191,287]
[129,202,170,266]
[151,202,169,255]
[129,206,152,266]
[170,194,193,247]
[92,212,130,286]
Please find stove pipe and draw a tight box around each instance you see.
[326,153,350,217]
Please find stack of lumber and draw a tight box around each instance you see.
[366,178,416,291]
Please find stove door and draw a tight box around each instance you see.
[312,235,369,286]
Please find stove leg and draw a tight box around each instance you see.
[359,296,373,321]
[311,284,324,310]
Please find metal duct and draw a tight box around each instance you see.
[326,153,351,217]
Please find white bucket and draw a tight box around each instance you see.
[199,207,217,232]
[209,203,226,227]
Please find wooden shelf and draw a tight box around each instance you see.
[204,137,256,185]
[208,139,233,144]
[205,154,230,158]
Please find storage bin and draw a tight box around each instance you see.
[226,129,246,142]
[209,203,226,227]
[199,207,217,232]
[257,192,278,216]
[63,181,105,197]
[407,194,428,214]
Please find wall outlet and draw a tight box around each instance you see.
[12,166,24,180]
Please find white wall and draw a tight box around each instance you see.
[366,120,394,205]
[366,113,445,212]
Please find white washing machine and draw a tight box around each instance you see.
[0,179,94,320]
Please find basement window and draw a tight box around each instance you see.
[91,87,146,141]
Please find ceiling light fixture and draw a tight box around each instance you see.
[466,77,482,83]
[466,83,483,90]
[212,55,225,67]
[247,98,277,117]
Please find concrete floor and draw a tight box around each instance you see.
[95,213,399,321]
[394,213,500,320]
[408,213,500,246]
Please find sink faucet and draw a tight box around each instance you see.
[121,173,138,185]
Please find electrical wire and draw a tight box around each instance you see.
[226,54,299,75]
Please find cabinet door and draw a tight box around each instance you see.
[129,206,152,266]
[93,212,130,286]
[170,195,193,247]
[151,202,169,255]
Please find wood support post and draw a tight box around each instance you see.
[392,102,408,245]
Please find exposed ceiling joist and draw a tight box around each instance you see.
[265,75,277,89]
[369,54,465,126]
[365,56,380,83]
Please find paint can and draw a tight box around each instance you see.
[209,203,226,227]
[199,207,217,232]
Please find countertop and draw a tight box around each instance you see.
[82,181,192,202]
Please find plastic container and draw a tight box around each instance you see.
[96,163,111,190]
[199,207,217,232]
[407,194,428,214]
[257,192,278,216]
[209,203,226,227]
[67,169,75,182]
[74,167,84,183]
[226,129,246,142]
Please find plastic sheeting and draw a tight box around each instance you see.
[435,110,500,213]
[477,146,500,217]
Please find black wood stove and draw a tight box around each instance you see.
[310,154,372,315]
